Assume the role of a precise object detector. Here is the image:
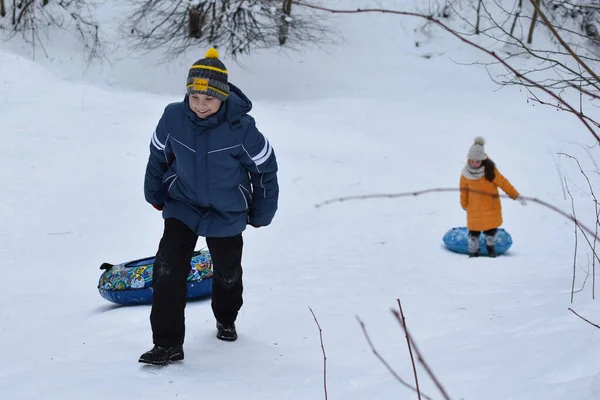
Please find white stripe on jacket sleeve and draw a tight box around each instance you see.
[254,143,273,166]
[251,139,269,162]
[152,130,165,151]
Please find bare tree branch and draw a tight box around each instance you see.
[510,0,523,37]
[565,177,579,303]
[391,306,451,400]
[559,152,600,299]
[397,299,422,400]
[2,0,102,64]
[528,96,600,128]
[123,0,335,60]
[291,1,600,144]
[569,307,600,329]
[528,0,600,90]
[356,316,435,400]
[556,1,600,11]
[473,1,600,93]
[527,0,540,44]
[309,307,327,400]
[314,187,599,240]
[476,0,483,34]
[572,256,591,295]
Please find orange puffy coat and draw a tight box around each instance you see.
[460,169,519,231]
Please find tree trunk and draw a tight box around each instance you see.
[12,0,16,25]
[527,0,539,44]
[279,0,292,45]
[16,0,32,25]
[188,6,201,39]
[509,0,523,38]
[475,0,482,34]
[208,1,216,43]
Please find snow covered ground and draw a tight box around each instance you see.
[2,1,600,399]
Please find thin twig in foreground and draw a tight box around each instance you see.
[568,82,600,101]
[314,187,598,240]
[565,178,578,304]
[528,97,600,128]
[559,152,600,300]
[356,316,435,400]
[309,307,328,400]
[397,299,422,400]
[391,309,452,400]
[568,308,600,329]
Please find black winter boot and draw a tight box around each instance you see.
[468,234,480,258]
[216,322,237,341]
[139,345,184,365]
[486,245,497,258]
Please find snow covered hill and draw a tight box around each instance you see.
[1,1,600,399]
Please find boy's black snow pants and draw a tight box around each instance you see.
[150,218,244,347]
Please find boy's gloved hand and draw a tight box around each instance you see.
[152,204,164,211]
[247,211,261,228]
[516,196,527,206]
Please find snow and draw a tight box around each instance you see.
[2,1,600,399]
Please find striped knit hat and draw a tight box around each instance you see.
[186,48,229,101]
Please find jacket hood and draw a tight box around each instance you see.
[183,82,252,128]
[225,83,252,120]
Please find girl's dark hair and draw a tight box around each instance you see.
[483,158,496,182]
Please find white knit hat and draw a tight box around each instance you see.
[467,136,487,161]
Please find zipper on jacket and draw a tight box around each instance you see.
[205,133,211,206]
[204,132,212,234]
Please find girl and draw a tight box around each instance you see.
[460,137,525,258]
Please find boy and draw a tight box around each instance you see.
[139,48,279,365]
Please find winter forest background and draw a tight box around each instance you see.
[3,1,600,399]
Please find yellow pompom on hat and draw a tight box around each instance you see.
[205,47,220,59]
[186,47,229,101]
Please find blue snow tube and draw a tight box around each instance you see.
[97,249,213,305]
[443,227,513,256]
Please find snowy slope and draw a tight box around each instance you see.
[2,1,600,399]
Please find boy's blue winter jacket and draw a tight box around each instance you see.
[144,83,279,237]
